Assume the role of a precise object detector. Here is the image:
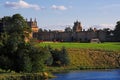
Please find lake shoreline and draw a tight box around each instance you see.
[47,66,120,73]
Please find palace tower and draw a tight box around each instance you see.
[73,21,82,32]
[27,18,39,33]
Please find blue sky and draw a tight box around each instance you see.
[0,0,120,30]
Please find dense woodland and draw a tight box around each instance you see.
[0,14,69,73]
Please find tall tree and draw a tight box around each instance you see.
[60,47,70,66]
[3,14,31,40]
[114,21,120,41]
[0,14,32,72]
[0,14,52,72]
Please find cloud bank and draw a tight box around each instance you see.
[4,0,40,10]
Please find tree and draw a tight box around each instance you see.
[0,14,53,73]
[1,14,31,41]
[51,49,61,66]
[114,21,120,41]
[14,43,32,72]
[38,28,43,32]
[0,14,31,58]
[0,14,32,72]
[65,27,72,32]
[87,27,93,31]
[30,47,51,72]
[60,47,70,66]
[44,46,53,66]
[49,47,70,66]
[0,55,12,70]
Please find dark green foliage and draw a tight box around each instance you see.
[0,55,12,70]
[3,14,31,35]
[48,46,70,66]
[60,47,70,66]
[51,49,61,66]
[30,47,51,72]
[0,14,52,73]
[45,56,53,66]
[114,21,120,41]
[0,39,52,72]
[0,14,31,72]
[15,44,32,72]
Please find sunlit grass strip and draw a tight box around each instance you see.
[38,42,120,51]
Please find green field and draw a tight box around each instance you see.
[38,42,120,51]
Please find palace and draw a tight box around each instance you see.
[31,20,107,42]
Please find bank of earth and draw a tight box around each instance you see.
[46,48,120,73]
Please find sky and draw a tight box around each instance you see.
[0,0,120,30]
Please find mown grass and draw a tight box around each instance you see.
[38,42,120,51]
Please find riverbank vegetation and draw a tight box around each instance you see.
[0,69,54,80]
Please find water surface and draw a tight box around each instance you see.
[51,69,120,80]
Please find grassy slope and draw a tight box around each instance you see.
[67,48,120,69]
[47,49,120,72]
[38,42,120,51]
[39,42,120,72]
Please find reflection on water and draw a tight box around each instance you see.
[51,69,120,80]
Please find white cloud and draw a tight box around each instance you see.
[51,5,67,10]
[4,0,40,10]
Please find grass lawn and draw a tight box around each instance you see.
[37,42,120,51]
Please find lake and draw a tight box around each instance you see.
[51,69,120,80]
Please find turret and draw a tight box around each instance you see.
[73,20,82,32]
[27,18,39,33]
